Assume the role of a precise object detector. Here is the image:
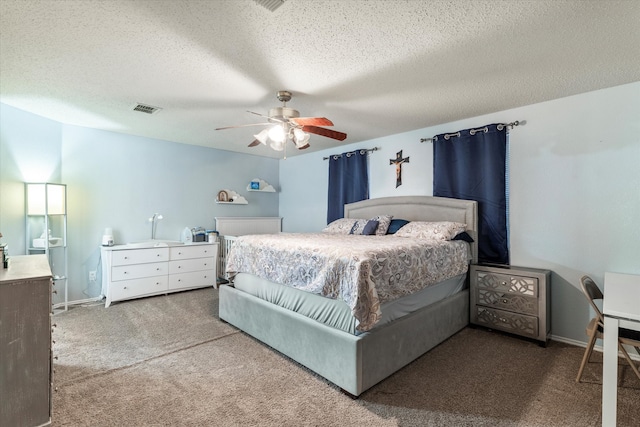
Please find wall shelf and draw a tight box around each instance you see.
[246,178,276,192]
[215,189,248,204]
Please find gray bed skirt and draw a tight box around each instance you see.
[219,285,469,396]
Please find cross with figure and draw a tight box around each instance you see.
[390,150,410,188]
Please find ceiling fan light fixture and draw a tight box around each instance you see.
[293,129,310,147]
[216,90,347,155]
[254,128,270,145]
[270,140,284,151]
[268,124,286,143]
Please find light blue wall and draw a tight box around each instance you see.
[2,82,638,344]
[0,103,279,303]
[279,82,640,343]
[0,104,62,255]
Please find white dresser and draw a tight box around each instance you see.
[101,242,218,307]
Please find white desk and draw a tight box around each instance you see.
[602,272,640,427]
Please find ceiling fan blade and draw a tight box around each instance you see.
[247,110,285,123]
[297,143,311,150]
[291,117,334,126]
[302,125,347,141]
[215,123,271,130]
[248,139,261,147]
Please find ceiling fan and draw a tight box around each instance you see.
[215,91,347,152]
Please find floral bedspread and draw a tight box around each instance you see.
[226,233,470,331]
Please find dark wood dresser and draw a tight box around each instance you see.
[0,255,53,427]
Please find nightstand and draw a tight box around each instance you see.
[470,264,551,345]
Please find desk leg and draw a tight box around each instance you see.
[602,316,619,426]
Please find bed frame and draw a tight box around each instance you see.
[218,196,478,396]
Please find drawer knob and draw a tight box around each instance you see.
[124,256,128,260]
[157,254,160,257]
[157,268,160,271]
[124,271,128,274]
[501,281,507,286]
[178,266,181,269]
[178,252,182,255]
[502,299,508,304]
[123,286,128,290]
[52,290,57,294]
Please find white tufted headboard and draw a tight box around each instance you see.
[344,196,478,264]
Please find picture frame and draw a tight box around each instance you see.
[250,181,260,190]
[217,190,229,202]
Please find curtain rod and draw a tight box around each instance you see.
[420,121,522,143]
[323,147,379,160]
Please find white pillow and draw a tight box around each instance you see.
[394,221,467,241]
[323,218,361,234]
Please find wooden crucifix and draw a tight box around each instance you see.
[390,150,410,188]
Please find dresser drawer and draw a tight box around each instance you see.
[111,262,167,281]
[475,306,539,339]
[170,244,217,260]
[476,288,538,315]
[476,270,538,298]
[169,270,216,291]
[111,248,169,266]
[110,276,169,300]
[169,257,216,274]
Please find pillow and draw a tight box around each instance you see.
[386,219,410,234]
[323,218,360,234]
[370,215,393,235]
[452,231,474,243]
[350,219,379,235]
[394,221,467,241]
[349,219,370,235]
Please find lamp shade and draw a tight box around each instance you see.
[293,129,310,148]
[268,125,285,143]
[26,183,66,215]
[253,128,270,145]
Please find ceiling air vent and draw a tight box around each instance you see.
[254,0,286,12]
[132,103,161,115]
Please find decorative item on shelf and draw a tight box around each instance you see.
[246,178,276,192]
[216,189,248,204]
[33,229,63,248]
[217,190,229,202]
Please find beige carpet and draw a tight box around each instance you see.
[52,288,639,426]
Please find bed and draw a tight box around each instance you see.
[218,196,478,396]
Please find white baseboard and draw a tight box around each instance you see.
[551,334,640,362]
[53,296,103,310]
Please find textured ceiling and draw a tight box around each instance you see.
[1,0,639,159]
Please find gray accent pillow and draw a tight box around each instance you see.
[370,215,393,235]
